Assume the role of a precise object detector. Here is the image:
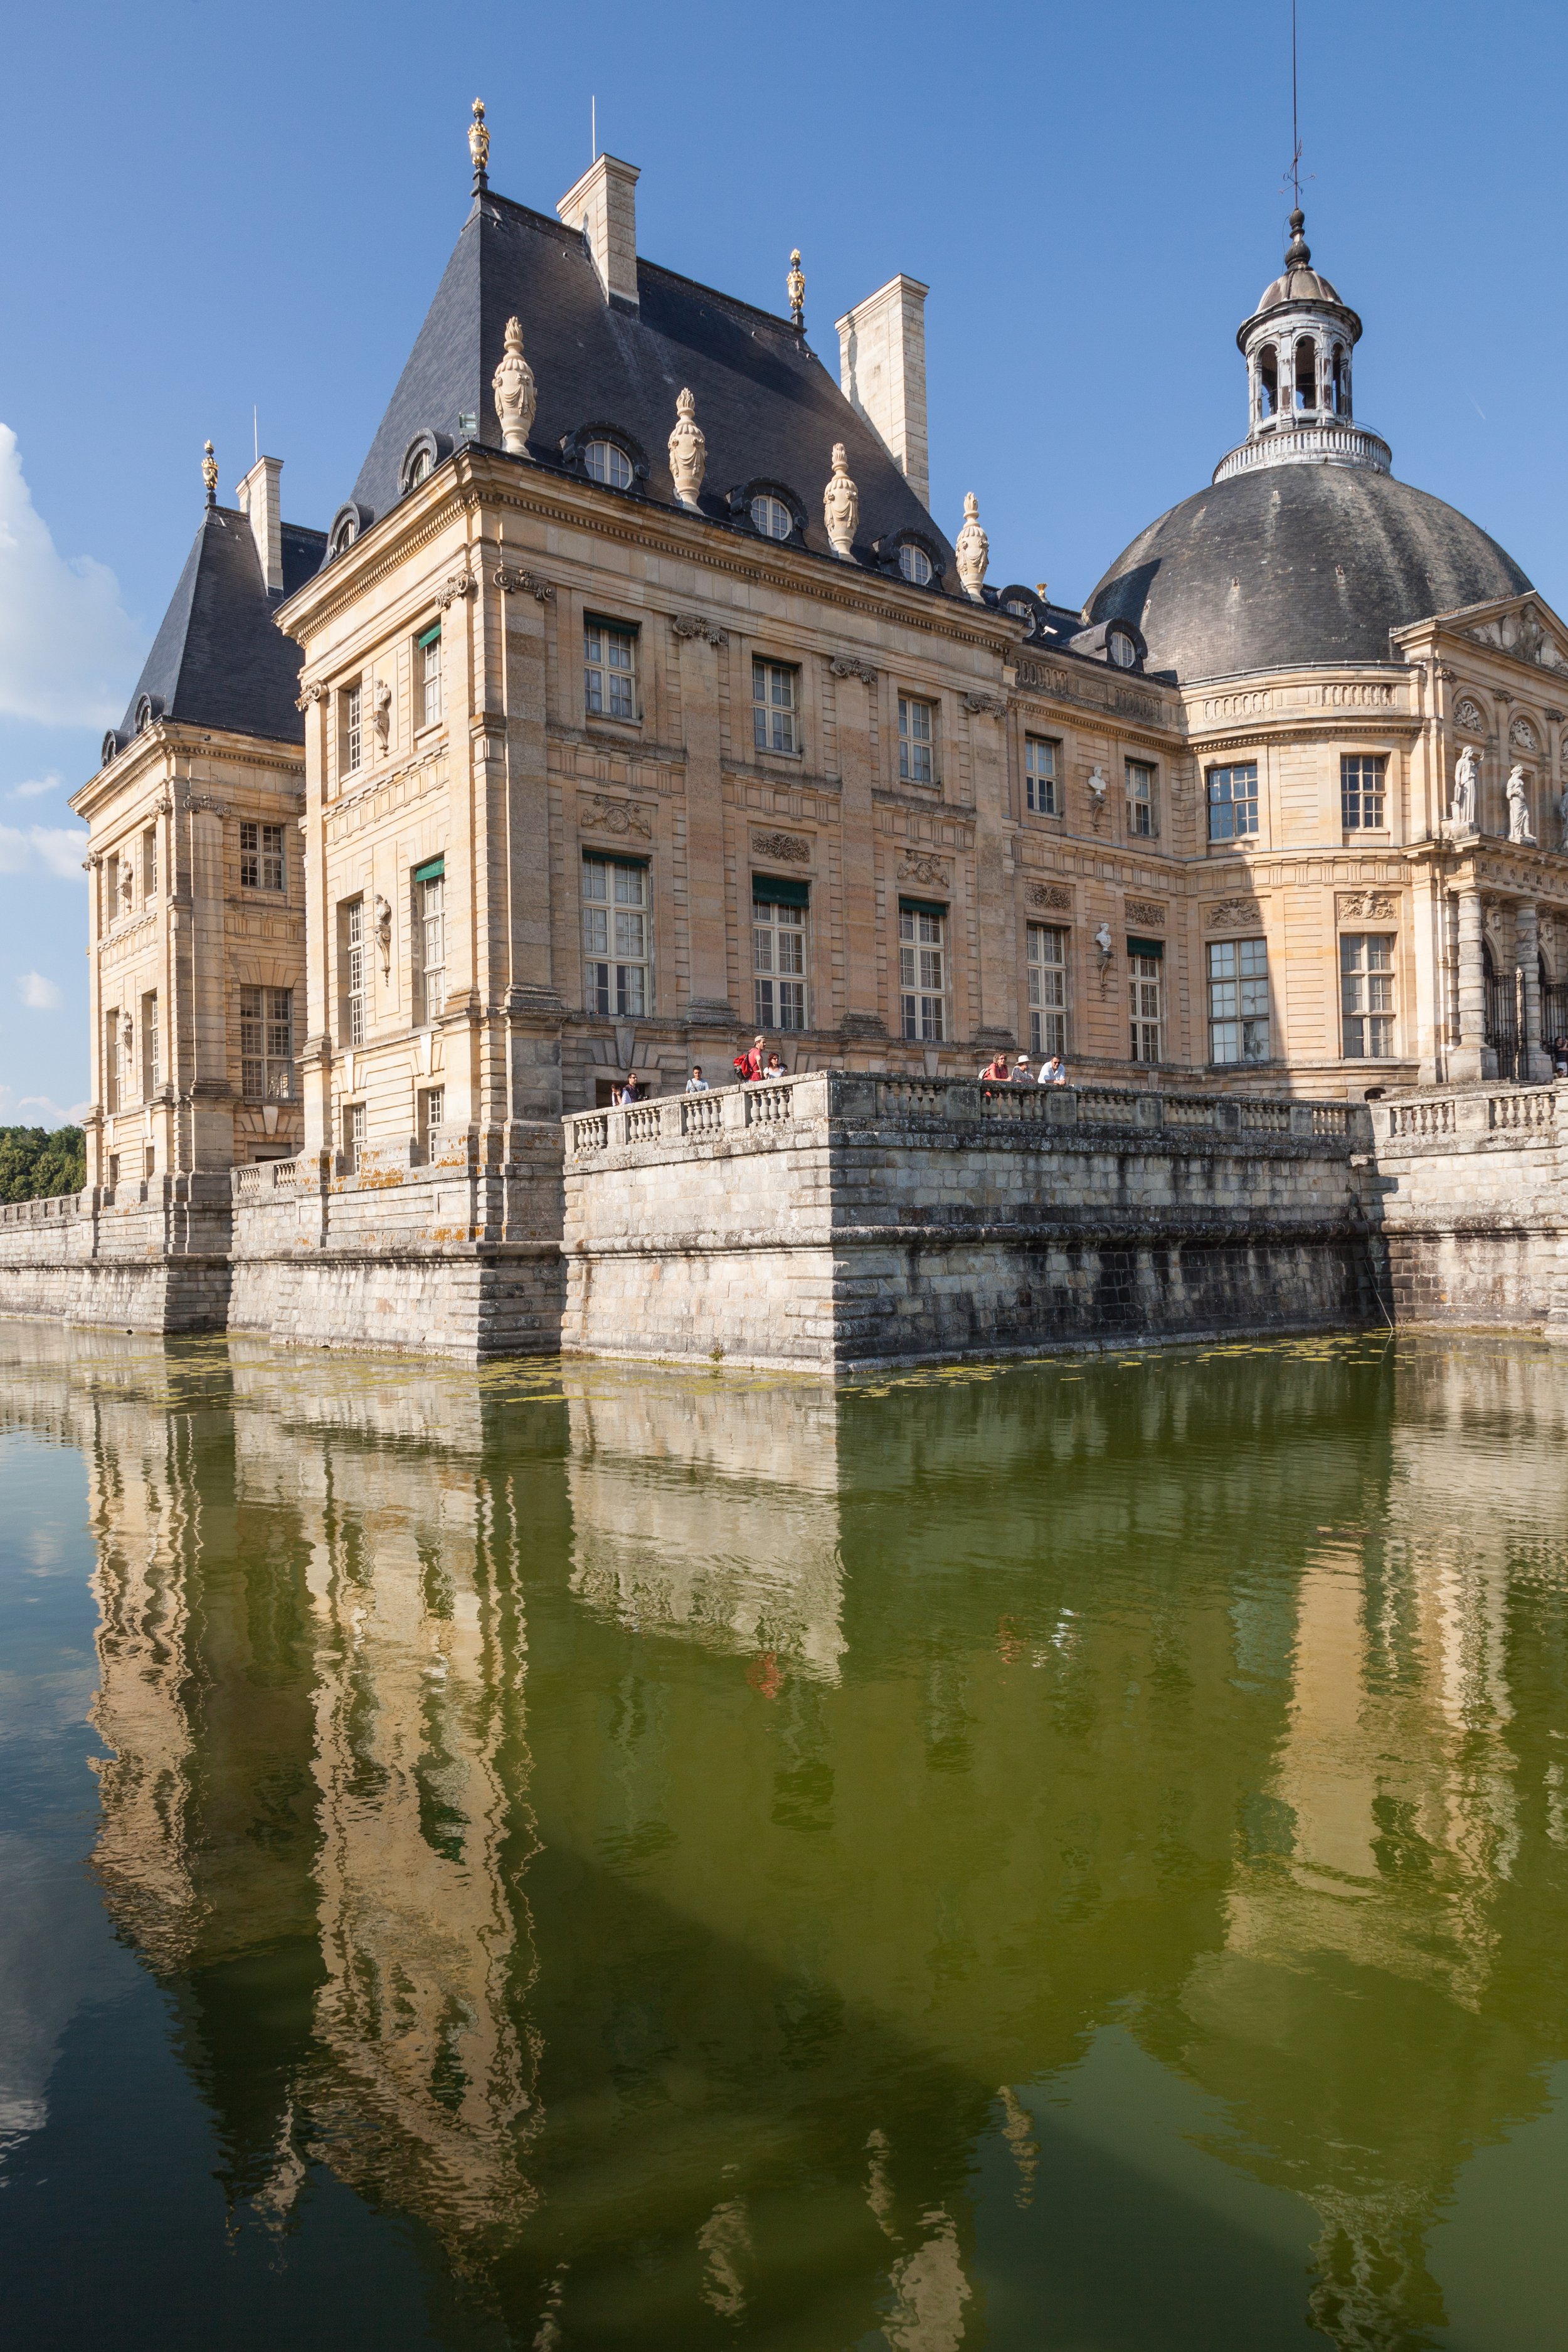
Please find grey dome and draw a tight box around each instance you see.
[1088,463,1532,685]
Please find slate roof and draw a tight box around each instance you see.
[107,506,327,755]
[1088,464,1532,686]
[342,190,953,579]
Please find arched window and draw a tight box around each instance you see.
[898,542,933,586]
[1329,344,1345,415]
[585,439,634,490]
[750,492,793,540]
[1294,337,1316,412]
[1259,344,1279,418]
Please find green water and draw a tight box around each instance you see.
[1,1322,1566,2350]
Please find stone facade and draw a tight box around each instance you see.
[1371,1082,1568,1330]
[561,1072,1379,1369]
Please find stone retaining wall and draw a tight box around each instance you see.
[1370,1084,1568,1331]
[561,1073,1380,1369]
[0,1179,231,1333]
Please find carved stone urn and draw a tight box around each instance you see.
[955,490,989,601]
[667,388,706,511]
[492,316,536,457]
[823,443,859,561]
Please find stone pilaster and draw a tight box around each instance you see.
[674,627,733,1023]
[1517,899,1551,1081]
[829,662,884,1040]
[497,569,564,1120]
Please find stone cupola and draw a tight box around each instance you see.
[1214,209,1390,484]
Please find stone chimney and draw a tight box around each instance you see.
[557,155,641,314]
[236,455,284,594]
[835,275,931,510]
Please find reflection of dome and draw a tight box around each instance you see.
[1089,465,1532,685]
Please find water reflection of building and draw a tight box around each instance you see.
[5,1324,1568,2346]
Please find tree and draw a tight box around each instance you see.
[0,1126,87,1204]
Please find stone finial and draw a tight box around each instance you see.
[667,386,706,511]
[822,443,859,561]
[469,98,490,191]
[787,248,805,330]
[955,490,989,601]
[492,316,536,457]
[201,440,218,507]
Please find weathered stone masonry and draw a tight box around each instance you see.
[561,1073,1380,1370]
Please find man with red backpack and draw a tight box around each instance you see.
[733,1034,767,1083]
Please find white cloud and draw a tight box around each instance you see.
[0,824,88,879]
[8,775,61,801]
[0,425,145,726]
[0,1088,85,1129]
[17,972,63,1011]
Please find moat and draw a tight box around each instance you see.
[1,1321,1565,2350]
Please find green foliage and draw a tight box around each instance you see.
[0,1125,87,1204]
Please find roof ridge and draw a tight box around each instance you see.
[482,186,798,339]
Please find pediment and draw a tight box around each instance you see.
[1440,593,1568,677]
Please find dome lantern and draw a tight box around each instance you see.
[1214,209,1391,485]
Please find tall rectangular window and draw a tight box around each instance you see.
[416,869,446,1022]
[899,904,946,1041]
[104,1009,120,1113]
[418,1086,445,1158]
[753,889,808,1030]
[1341,933,1396,1057]
[342,899,366,1046]
[1027,923,1068,1058]
[582,855,649,1017]
[240,822,285,891]
[1341,754,1387,830]
[898,695,936,786]
[418,625,442,728]
[585,618,637,721]
[141,992,160,1098]
[1207,938,1271,1064]
[142,827,157,900]
[344,1100,366,1171]
[1126,760,1157,837]
[106,854,120,922]
[753,660,798,755]
[1207,763,1259,842]
[240,986,294,1100]
[344,682,363,775]
[1128,953,1162,1062]
[1024,736,1058,815]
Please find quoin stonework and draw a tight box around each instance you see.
[6,120,1568,1360]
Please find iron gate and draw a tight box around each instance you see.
[1486,970,1522,1081]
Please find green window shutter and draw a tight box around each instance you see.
[1126,935,1164,959]
[898,895,949,919]
[416,623,442,649]
[413,855,445,884]
[752,874,810,909]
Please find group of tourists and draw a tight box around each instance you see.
[613,1036,1073,1104]
[978,1050,1067,1086]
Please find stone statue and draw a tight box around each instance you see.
[822,443,858,560]
[373,678,391,750]
[491,316,536,457]
[667,388,706,511]
[1557,785,1568,853]
[1087,765,1108,800]
[1094,923,1113,957]
[787,249,805,328]
[1451,743,1478,832]
[374,894,393,971]
[1507,762,1537,845]
[955,491,989,602]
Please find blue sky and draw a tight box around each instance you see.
[3,0,1565,1123]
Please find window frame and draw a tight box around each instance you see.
[240,820,286,893]
[1125,759,1157,839]
[899,901,948,1042]
[752,886,809,1032]
[585,615,639,724]
[1340,931,1397,1060]
[1340,752,1388,832]
[752,658,800,756]
[240,984,295,1101]
[416,623,443,731]
[142,825,158,901]
[417,1084,445,1158]
[1207,761,1259,844]
[104,1008,120,1113]
[344,680,363,776]
[341,897,366,1048]
[1207,936,1271,1066]
[581,852,651,1019]
[748,491,793,541]
[1026,921,1069,1059]
[414,864,446,1025]
[344,1099,366,1172]
[140,990,160,1099]
[1128,950,1163,1064]
[898,694,938,788]
[897,541,933,586]
[1024,735,1059,817]
[585,438,635,491]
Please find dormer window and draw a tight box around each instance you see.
[409,450,431,486]
[134,695,155,734]
[398,432,443,496]
[898,543,933,586]
[1107,627,1137,670]
[586,439,634,490]
[750,492,793,540]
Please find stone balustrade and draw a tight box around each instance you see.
[564,1072,1365,1165]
